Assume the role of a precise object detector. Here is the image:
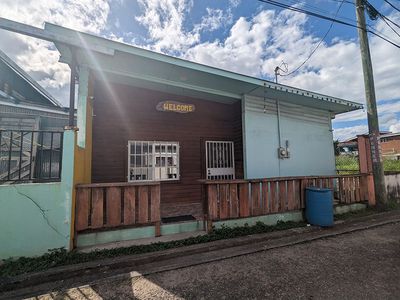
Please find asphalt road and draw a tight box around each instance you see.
[29,222,400,300]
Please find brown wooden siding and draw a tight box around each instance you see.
[92,80,243,218]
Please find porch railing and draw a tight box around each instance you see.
[0,130,64,184]
[75,182,161,235]
[204,174,373,222]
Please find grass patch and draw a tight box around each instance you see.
[335,155,359,173]
[0,220,306,277]
[335,155,400,172]
[384,159,400,172]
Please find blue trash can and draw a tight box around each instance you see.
[305,187,334,227]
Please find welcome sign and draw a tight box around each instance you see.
[156,101,195,114]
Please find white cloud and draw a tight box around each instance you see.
[135,0,199,53]
[229,0,241,8]
[333,125,368,141]
[196,8,233,32]
[389,123,400,133]
[185,10,275,76]
[333,100,400,140]
[0,0,110,106]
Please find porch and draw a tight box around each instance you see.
[73,173,374,248]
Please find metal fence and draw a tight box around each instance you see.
[0,130,64,184]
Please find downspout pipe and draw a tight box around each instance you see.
[68,53,76,127]
[277,100,282,176]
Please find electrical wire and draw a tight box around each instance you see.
[276,0,357,24]
[383,0,400,13]
[256,0,400,49]
[382,14,400,30]
[365,0,400,39]
[381,14,400,38]
[279,0,346,76]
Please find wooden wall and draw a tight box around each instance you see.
[92,80,243,218]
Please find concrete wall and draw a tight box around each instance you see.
[385,173,400,200]
[0,130,75,259]
[243,95,336,179]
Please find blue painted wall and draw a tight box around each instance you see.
[243,95,336,179]
[0,130,75,259]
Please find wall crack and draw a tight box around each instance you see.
[12,186,68,240]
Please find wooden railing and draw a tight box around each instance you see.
[204,174,373,222]
[75,182,161,234]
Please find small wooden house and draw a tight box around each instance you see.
[23,23,361,220]
[0,18,365,218]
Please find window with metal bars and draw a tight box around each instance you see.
[128,141,179,182]
[0,130,63,184]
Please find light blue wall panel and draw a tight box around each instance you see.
[244,109,280,178]
[279,115,336,176]
[0,130,75,259]
[243,96,336,179]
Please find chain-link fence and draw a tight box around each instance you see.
[384,158,400,172]
[336,154,400,174]
[335,154,360,175]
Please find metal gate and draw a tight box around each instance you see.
[205,141,235,180]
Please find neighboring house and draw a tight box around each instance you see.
[0,48,69,130]
[0,49,72,183]
[337,132,400,160]
[381,132,400,160]
[337,137,360,155]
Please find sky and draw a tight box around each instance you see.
[0,0,399,141]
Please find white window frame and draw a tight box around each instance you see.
[127,141,180,182]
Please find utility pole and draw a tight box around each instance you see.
[355,0,387,209]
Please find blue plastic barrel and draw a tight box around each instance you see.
[305,187,334,227]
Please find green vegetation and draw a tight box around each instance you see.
[335,155,400,173]
[335,155,359,173]
[384,159,400,172]
[0,220,306,277]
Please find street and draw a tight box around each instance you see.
[27,222,400,300]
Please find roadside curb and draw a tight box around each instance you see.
[1,210,400,298]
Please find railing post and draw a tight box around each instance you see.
[367,173,376,206]
[155,221,161,237]
[357,135,372,173]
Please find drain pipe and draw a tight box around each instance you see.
[277,100,282,176]
[68,52,76,127]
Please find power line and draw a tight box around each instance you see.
[365,0,400,39]
[256,0,400,49]
[279,0,346,76]
[383,0,400,13]
[276,0,357,24]
[382,14,400,30]
[380,14,400,38]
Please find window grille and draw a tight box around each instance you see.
[128,141,179,182]
[205,141,235,180]
[0,130,63,184]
